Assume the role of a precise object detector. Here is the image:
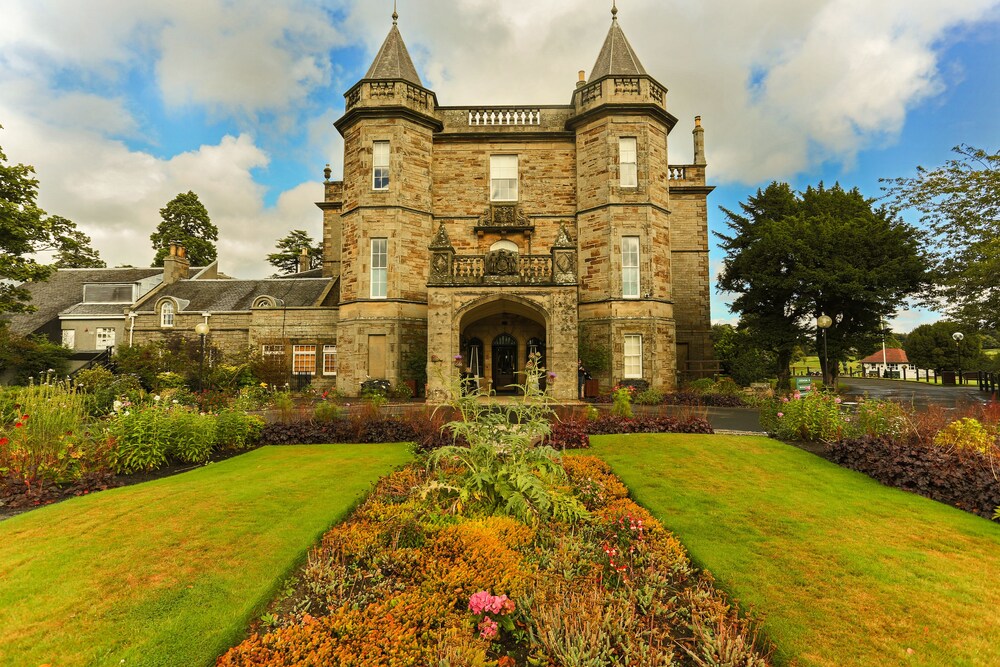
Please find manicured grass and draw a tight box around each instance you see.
[586,434,1000,667]
[0,444,411,667]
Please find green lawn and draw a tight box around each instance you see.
[0,444,411,667]
[586,434,1000,667]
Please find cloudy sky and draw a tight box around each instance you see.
[1,0,998,330]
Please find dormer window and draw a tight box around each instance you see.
[160,301,175,328]
[84,284,135,303]
[490,155,518,202]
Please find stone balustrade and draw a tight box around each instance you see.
[467,108,542,126]
[433,253,570,286]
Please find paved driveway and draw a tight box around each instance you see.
[838,377,990,410]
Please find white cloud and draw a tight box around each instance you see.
[2,0,998,283]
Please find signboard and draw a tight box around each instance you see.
[794,377,813,393]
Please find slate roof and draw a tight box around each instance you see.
[859,348,910,365]
[4,268,163,335]
[588,17,648,82]
[276,268,324,279]
[135,279,334,312]
[365,24,423,86]
[60,303,131,317]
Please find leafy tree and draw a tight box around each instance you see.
[882,145,1000,327]
[0,327,70,384]
[0,126,102,313]
[267,229,323,275]
[712,323,774,386]
[718,182,929,387]
[52,218,105,268]
[904,321,982,371]
[150,191,218,267]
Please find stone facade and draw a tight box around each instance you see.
[319,11,714,400]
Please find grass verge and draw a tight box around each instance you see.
[0,443,411,667]
[586,433,1000,667]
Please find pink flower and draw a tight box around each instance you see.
[777,412,784,418]
[478,617,499,639]
[835,397,842,404]
[793,392,802,399]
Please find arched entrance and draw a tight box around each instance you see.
[492,333,518,392]
[457,296,548,396]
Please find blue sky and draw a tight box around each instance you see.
[1,0,998,331]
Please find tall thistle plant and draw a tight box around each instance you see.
[425,353,587,525]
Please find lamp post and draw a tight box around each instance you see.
[817,313,833,387]
[195,321,210,392]
[953,331,964,386]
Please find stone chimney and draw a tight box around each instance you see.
[576,70,586,88]
[298,247,311,274]
[693,116,707,166]
[163,243,190,285]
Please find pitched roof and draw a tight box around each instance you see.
[588,17,647,82]
[859,348,910,365]
[4,268,163,335]
[135,279,334,312]
[365,24,422,86]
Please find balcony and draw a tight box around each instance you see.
[429,251,577,287]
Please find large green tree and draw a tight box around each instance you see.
[150,191,218,266]
[718,182,929,387]
[267,229,323,275]
[882,145,1000,327]
[904,321,982,372]
[51,217,105,268]
[0,126,103,313]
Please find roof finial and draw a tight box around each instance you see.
[611,1,618,20]
[392,0,398,25]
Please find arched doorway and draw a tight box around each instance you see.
[492,333,518,392]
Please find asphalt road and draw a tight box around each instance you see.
[837,377,990,410]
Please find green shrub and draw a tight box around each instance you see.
[214,410,264,450]
[75,367,145,416]
[272,391,296,423]
[388,383,414,401]
[686,378,715,393]
[169,411,217,463]
[934,418,994,454]
[313,401,343,423]
[761,391,844,442]
[610,386,634,418]
[155,371,187,389]
[712,377,742,395]
[633,388,665,405]
[108,408,172,474]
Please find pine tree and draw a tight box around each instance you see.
[150,191,218,266]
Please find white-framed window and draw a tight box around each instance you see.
[96,327,116,350]
[160,301,175,328]
[622,236,640,298]
[619,137,637,187]
[62,329,76,350]
[373,141,390,190]
[490,155,518,202]
[323,345,337,376]
[262,344,285,356]
[624,334,643,379]
[292,345,317,375]
[370,238,387,298]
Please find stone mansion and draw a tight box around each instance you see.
[320,7,713,400]
[12,7,713,401]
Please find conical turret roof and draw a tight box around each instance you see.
[365,23,423,87]
[588,15,647,83]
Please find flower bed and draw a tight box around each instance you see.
[549,415,715,450]
[827,435,1000,519]
[217,456,770,666]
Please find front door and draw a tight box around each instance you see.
[492,333,518,392]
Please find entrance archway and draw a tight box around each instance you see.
[492,333,518,392]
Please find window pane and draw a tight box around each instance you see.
[622,236,640,298]
[490,155,518,201]
[293,345,317,375]
[624,335,642,378]
[371,238,387,298]
[373,141,389,190]
[620,138,637,187]
[323,345,337,375]
[96,327,116,349]
[161,302,174,327]
[84,284,134,303]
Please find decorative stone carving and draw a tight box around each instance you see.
[551,223,577,284]
[428,223,455,283]
[485,249,519,276]
[475,204,534,232]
